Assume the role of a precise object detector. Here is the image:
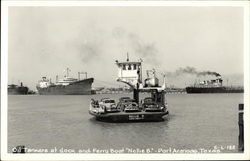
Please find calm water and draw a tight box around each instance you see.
[8,93,243,153]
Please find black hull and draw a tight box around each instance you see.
[89,110,169,122]
[37,78,94,95]
[8,87,29,95]
[186,87,244,94]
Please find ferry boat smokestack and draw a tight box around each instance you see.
[126,52,129,62]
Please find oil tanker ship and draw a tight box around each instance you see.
[186,76,244,94]
[36,68,94,95]
[8,82,29,95]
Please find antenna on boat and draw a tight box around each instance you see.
[126,52,129,62]
[64,68,71,77]
[162,74,166,90]
[67,68,70,77]
[78,72,88,80]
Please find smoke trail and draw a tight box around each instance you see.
[175,66,198,76]
[197,71,221,77]
[112,27,160,65]
[166,66,221,77]
[112,27,126,39]
[74,26,161,65]
[77,40,102,62]
[128,33,160,65]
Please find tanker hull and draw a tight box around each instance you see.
[8,86,29,95]
[37,78,94,95]
[186,86,243,93]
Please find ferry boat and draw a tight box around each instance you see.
[89,56,169,122]
[36,68,94,95]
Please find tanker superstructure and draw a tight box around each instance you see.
[36,68,94,95]
[186,76,244,93]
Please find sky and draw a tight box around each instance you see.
[8,6,244,90]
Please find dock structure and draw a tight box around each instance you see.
[238,103,244,152]
[95,89,186,94]
[95,91,187,94]
[95,90,131,94]
[165,89,187,94]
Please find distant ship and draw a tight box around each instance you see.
[8,82,29,95]
[186,76,244,94]
[36,68,94,95]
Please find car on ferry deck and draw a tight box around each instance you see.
[117,97,137,111]
[142,97,164,112]
[99,98,118,112]
[124,102,140,112]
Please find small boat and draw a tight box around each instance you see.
[89,55,169,122]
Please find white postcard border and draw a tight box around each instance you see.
[1,1,249,160]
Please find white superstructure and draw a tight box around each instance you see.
[37,77,53,88]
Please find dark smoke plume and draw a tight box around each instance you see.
[197,71,221,77]
[167,66,221,77]
[176,66,197,75]
[78,41,101,62]
[112,27,160,65]
[75,27,161,65]
[112,27,126,39]
[128,33,160,65]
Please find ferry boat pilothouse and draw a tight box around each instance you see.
[89,56,169,122]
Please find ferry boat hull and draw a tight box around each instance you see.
[89,110,169,122]
[37,78,94,95]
